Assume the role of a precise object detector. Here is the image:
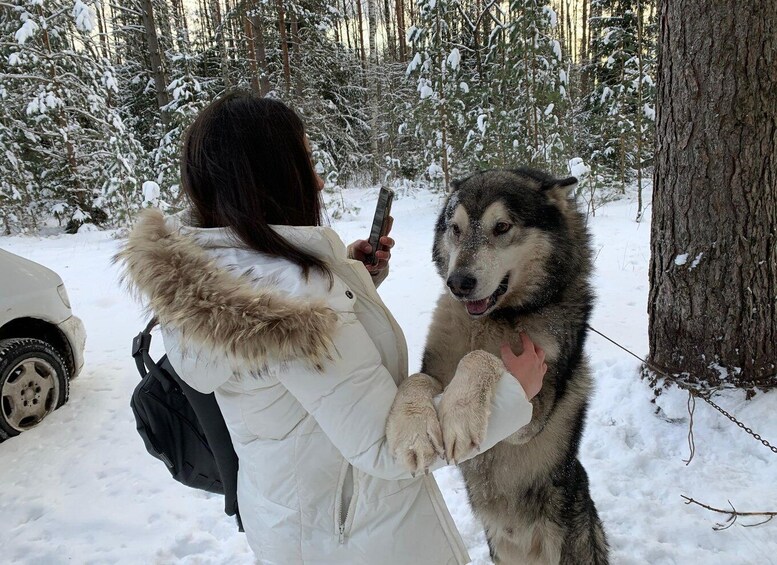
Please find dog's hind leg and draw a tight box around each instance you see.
[559,460,609,565]
[486,528,497,562]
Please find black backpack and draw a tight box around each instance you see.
[130,318,242,531]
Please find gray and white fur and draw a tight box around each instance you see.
[387,168,608,564]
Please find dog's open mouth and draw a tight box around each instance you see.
[464,275,509,316]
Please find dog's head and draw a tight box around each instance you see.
[433,168,589,318]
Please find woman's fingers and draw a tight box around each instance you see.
[379,235,395,249]
[500,342,517,364]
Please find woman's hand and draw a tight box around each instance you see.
[500,333,547,400]
[348,217,395,277]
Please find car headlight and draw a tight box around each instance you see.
[57,284,71,309]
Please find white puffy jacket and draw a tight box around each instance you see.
[119,210,533,565]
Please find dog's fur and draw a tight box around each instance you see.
[387,169,608,564]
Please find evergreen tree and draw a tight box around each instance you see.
[1,0,145,232]
[581,0,655,189]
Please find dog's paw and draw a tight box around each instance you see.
[387,374,444,475]
[439,350,503,463]
[439,385,488,463]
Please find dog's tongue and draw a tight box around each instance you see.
[465,298,490,315]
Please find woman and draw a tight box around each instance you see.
[118,93,545,564]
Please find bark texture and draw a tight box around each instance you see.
[140,0,170,125]
[649,0,777,386]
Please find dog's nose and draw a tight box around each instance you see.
[447,273,478,297]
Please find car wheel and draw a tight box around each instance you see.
[0,338,70,442]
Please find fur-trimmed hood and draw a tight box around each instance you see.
[115,209,339,368]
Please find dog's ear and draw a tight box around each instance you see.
[540,176,577,210]
[449,178,463,192]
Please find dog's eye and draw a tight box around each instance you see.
[494,222,512,236]
[451,224,461,237]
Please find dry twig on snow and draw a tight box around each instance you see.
[682,496,777,530]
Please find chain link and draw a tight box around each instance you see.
[697,392,777,454]
[586,324,777,456]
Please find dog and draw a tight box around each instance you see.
[386,168,608,564]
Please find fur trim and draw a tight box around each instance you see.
[115,209,338,368]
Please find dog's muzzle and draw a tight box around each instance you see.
[448,274,510,316]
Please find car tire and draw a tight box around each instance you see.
[0,338,70,442]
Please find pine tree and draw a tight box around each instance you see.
[581,0,655,190]
[1,0,145,232]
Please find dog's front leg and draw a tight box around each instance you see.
[386,373,444,475]
[438,350,505,463]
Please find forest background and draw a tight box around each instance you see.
[0,0,655,232]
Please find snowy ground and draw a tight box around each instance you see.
[1,186,776,565]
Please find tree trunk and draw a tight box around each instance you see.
[649,0,777,387]
[383,0,395,61]
[580,0,590,94]
[368,0,380,182]
[139,0,170,126]
[355,0,367,69]
[247,4,271,95]
[276,0,291,93]
[210,0,231,87]
[290,9,303,97]
[96,0,111,60]
[342,0,353,51]
[395,0,406,61]
[635,0,644,221]
[170,0,191,53]
[200,0,214,45]
[244,11,261,94]
[435,5,449,189]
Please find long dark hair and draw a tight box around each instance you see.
[181,92,329,279]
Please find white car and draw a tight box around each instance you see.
[0,248,86,442]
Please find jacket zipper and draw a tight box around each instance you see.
[336,463,356,543]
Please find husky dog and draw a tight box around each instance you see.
[386,169,608,564]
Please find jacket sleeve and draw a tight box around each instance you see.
[432,372,533,456]
[273,310,533,480]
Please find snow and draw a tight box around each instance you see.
[14,18,39,45]
[675,253,689,266]
[543,6,558,28]
[1,186,776,564]
[419,83,434,100]
[426,162,443,179]
[142,181,161,207]
[72,0,96,33]
[569,157,590,179]
[476,114,487,134]
[552,39,562,61]
[601,86,614,105]
[406,53,422,75]
[447,48,461,70]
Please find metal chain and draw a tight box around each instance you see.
[699,393,777,454]
[585,324,777,456]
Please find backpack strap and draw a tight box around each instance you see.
[131,317,175,393]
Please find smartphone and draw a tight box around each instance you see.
[367,187,394,265]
